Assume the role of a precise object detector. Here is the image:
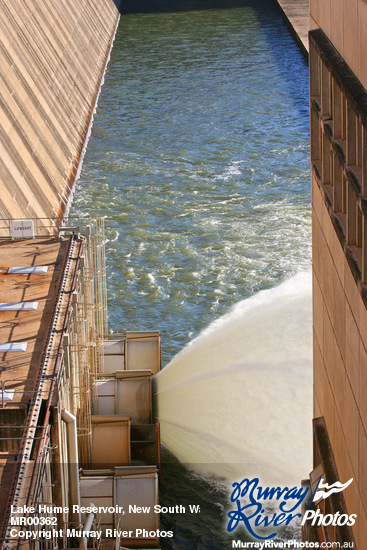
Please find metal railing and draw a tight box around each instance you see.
[0,216,102,239]
[0,217,109,548]
[0,379,53,408]
[0,217,64,238]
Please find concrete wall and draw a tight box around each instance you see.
[312,175,367,547]
[309,5,367,543]
[310,0,367,90]
[0,0,119,221]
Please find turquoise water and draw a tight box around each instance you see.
[72,0,311,546]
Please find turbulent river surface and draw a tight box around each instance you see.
[72,0,311,547]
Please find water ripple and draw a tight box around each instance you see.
[72,0,310,370]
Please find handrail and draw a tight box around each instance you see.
[0,216,105,239]
[1,236,77,547]
[0,217,108,547]
[0,378,53,408]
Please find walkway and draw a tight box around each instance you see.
[273,0,310,58]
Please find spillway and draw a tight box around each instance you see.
[72,0,312,546]
[156,271,312,485]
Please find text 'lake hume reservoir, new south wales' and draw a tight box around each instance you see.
[71,0,311,547]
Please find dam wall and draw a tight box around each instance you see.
[309,3,367,544]
[312,167,367,545]
[0,0,119,222]
[309,0,367,90]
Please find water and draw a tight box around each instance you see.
[71,0,311,546]
[156,272,312,485]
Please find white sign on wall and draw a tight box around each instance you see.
[12,220,35,238]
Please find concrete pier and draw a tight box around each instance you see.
[273,0,309,57]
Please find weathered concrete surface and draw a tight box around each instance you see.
[312,171,367,548]
[310,0,367,91]
[309,9,367,546]
[273,0,309,57]
[0,0,119,221]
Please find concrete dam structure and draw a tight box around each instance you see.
[0,0,119,223]
[306,0,367,547]
[0,1,162,549]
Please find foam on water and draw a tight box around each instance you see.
[155,271,312,485]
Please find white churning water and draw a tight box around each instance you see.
[155,271,312,485]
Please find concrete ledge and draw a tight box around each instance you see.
[272,0,309,60]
